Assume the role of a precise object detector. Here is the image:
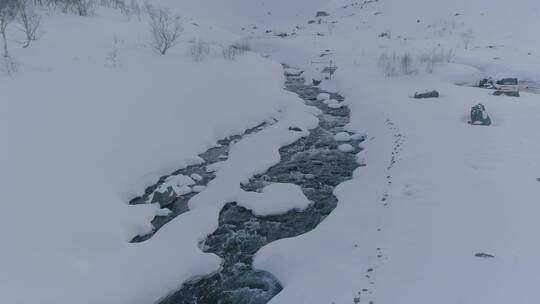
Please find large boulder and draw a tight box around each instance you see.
[493,90,520,97]
[413,90,439,99]
[496,78,518,85]
[316,11,330,17]
[469,103,492,126]
[479,77,498,89]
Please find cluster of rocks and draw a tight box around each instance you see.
[479,77,520,97]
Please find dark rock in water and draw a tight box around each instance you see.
[151,187,176,207]
[312,78,322,86]
[413,90,439,99]
[496,78,518,85]
[475,252,495,258]
[469,103,492,126]
[479,77,498,89]
[274,32,289,38]
[315,11,330,17]
[493,90,520,97]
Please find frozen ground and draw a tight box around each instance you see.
[2,0,540,303]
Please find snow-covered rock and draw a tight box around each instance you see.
[190,173,203,182]
[333,132,352,142]
[284,68,303,77]
[338,144,355,153]
[192,185,207,193]
[316,93,331,101]
[327,103,343,109]
[236,183,312,216]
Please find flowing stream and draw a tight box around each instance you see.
[133,66,364,303]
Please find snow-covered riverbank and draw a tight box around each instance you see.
[2,0,540,303]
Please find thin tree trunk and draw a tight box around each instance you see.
[1,31,8,58]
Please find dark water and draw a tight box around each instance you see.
[130,122,270,243]
[153,68,364,304]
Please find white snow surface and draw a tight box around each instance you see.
[0,4,319,304]
[3,0,540,303]
[250,1,540,304]
[236,183,312,216]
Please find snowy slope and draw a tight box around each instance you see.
[245,0,540,303]
[2,0,540,303]
[0,5,316,304]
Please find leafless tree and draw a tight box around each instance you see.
[16,0,41,48]
[146,5,182,55]
[0,0,16,57]
[189,40,209,61]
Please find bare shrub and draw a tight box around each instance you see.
[461,29,473,50]
[378,51,420,76]
[146,5,182,55]
[105,36,121,68]
[99,0,140,20]
[0,0,16,57]
[1,55,19,76]
[378,52,398,77]
[222,40,251,60]
[16,0,42,48]
[231,39,251,52]
[400,52,415,75]
[222,45,239,60]
[418,48,454,73]
[128,0,140,20]
[67,0,95,16]
[189,40,209,61]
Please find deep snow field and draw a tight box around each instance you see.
[1,0,540,303]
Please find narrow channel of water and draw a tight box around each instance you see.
[130,122,269,243]
[156,68,364,304]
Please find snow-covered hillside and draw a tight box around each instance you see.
[2,0,540,303]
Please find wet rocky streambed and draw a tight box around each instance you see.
[131,66,364,303]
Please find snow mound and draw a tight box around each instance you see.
[316,93,331,101]
[338,144,355,153]
[333,132,351,142]
[327,103,343,109]
[236,183,312,216]
[157,175,195,195]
